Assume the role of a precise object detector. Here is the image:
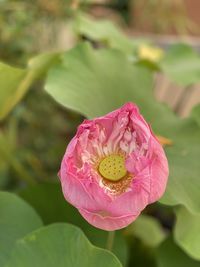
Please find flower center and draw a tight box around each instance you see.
[98,155,127,181]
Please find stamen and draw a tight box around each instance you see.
[101,175,132,195]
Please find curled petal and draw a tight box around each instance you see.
[60,160,111,211]
[148,138,169,203]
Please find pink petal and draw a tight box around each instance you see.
[79,208,140,231]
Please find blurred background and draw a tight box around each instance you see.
[1,0,200,113]
[1,0,200,62]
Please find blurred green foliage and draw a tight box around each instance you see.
[0,0,73,64]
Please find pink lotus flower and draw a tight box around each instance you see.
[59,103,169,231]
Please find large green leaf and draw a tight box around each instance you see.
[45,43,200,217]
[160,43,200,86]
[19,182,128,266]
[156,236,200,267]
[45,42,176,131]
[174,206,200,260]
[0,52,59,121]
[45,43,153,118]
[6,223,122,267]
[0,192,43,266]
[125,214,166,248]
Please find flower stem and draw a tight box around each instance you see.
[106,231,115,251]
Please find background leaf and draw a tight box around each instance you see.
[0,52,60,121]
[6,223,122,267]
[174,206,200,260]
[45,42,177,133]
[46,42,146,118]
[0,63,27,120]
[125,214,166,248]
[156,236,200,267]
[0,191,42,266]
[160,43,200,86]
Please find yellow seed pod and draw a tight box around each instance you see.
[98,155,127,182]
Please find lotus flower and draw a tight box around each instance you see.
[59,103,168,231]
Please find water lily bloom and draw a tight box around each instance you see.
[59,103,169,231]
